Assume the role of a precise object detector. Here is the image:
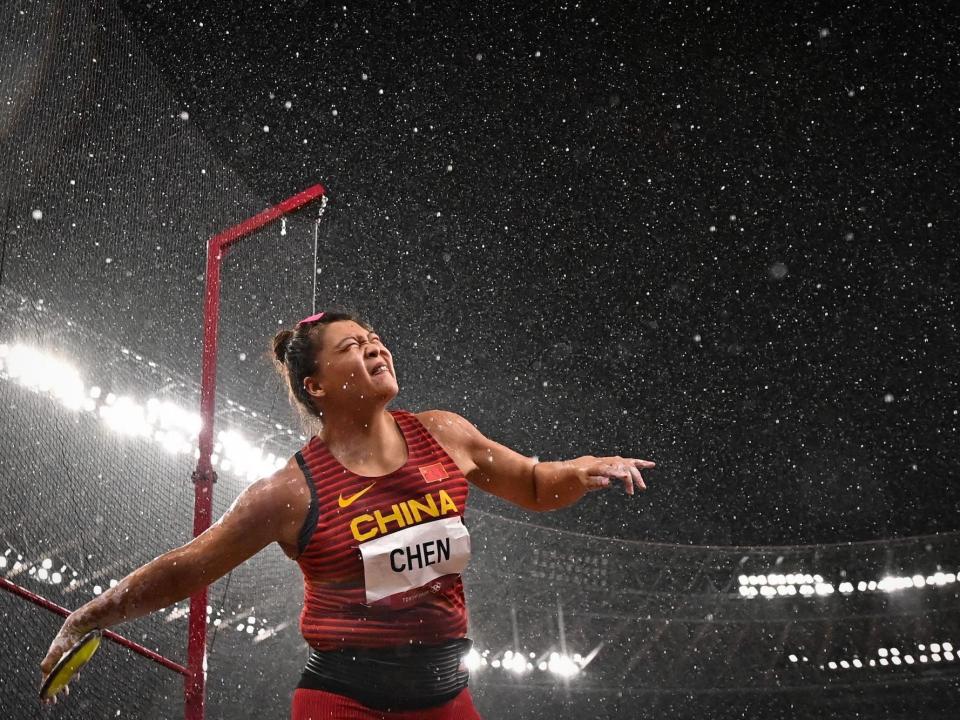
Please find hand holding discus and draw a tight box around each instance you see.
[39,617,100,705]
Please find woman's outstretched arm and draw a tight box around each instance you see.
[423,409,654,511]
[40,466,306,693]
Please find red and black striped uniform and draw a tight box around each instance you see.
[292,408,470,651]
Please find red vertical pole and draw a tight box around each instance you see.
[185,184,325,720]
[184,235,223,720]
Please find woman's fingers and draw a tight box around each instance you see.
[589,460,651,495]
[585,475,611,491]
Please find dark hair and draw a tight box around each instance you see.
[270,310,374,431]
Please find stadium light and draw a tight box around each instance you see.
[547,652,581,677]
[463,648,483,671]
[1,342,293,483]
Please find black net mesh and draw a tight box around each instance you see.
[1,1,319,715]
[0,290,311,718]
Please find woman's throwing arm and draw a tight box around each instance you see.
[40,467,305,691]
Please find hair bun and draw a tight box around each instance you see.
[272,329,295,364]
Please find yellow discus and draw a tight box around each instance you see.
[39,629,102,701]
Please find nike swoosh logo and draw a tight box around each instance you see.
[338,482,377,508]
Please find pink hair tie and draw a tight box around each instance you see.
[295,311,326,329]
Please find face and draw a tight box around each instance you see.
[304,320,398,406]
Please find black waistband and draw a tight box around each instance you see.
[297,638,472,711]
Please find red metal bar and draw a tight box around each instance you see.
[185,184,327,720]
[0,577,188,676]
[211,183,326,252]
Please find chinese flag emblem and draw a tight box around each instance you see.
[419,463,448,484]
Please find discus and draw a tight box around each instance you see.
[39,629,102,701]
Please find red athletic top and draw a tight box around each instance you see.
[292,408,471,650]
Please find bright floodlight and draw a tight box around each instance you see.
[5,344,87,409]
[501,650,529,674]
[147,398,202,436]
[100,395,151,437]
[547,652,580,678]
[464,648,482,671]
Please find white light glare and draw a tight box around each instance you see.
[1,342,292,485]
[463,648,483,671]
[100,396,152,437]
[146,398,202,436]
[547,652,581,677]
[4,344,87,410]
[501,650,530,674]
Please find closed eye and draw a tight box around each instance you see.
[342,336,383,351]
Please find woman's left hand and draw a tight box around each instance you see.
[567,455,655,495]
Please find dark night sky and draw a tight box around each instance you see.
[4,0,959,546]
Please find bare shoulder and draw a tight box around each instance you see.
[271,455,312,514]
[231,456,311,552]
[414,409,479,475]
[415,409,479,444]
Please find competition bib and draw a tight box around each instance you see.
[359,516,471,608]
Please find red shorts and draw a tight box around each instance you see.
[291,687,482,720]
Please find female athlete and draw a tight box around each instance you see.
[40,310,655,718]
